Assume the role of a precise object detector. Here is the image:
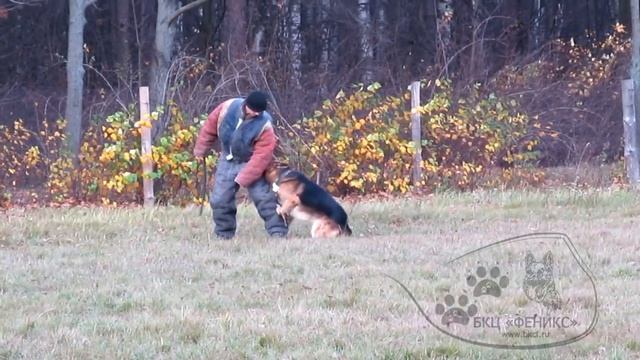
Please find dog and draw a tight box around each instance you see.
[264,164,352,238]
[522,251,562,310]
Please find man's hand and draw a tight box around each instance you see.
[234,175,251,188]
[193,151,206,159]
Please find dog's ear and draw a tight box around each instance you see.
[525,252,535,267]
[543,251,554,268]
[277,167,287,178]
[276,160,289,168]
[279,168,298,182]
[271,157,289,169]
[264,162,279,184]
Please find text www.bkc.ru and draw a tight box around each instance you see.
[502,331,551,338]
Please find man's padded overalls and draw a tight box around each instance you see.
[193,98,288,239]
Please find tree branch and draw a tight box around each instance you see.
[168,0,210,25]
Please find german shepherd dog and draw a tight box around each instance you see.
[265,165,352,238]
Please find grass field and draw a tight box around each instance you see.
[1,189,639,359]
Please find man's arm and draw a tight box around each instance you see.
[193,101,226,157]
[234,124,277,187]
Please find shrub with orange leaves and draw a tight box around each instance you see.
[288,80,544,195]
[288,82,416,194]
[84,102,216,206]
[1,102,215,206]
[0,118,67,204]
[417,79,544,190]
[489,23,630,165]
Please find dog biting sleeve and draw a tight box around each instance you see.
[193,100,228,157]
[235,125,277,187]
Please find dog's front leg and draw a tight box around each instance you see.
[277,196,299,217]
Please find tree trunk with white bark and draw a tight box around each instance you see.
[65,0,94,166]
[358,0,373,83]
[631,0,640,154]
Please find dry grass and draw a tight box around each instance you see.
[1,188,639,359]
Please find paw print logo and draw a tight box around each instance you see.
[435,294,478,326]
[467,266,509,298]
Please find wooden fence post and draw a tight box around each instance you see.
[139,86,155,206]
[410,81,423,186]
[622,79,640,187]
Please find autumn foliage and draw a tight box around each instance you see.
[288,80,544,195]
[0,104,215,207]
[0,26,631,207]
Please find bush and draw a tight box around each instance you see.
[2,24,628,206]
[417,79,544,190]
[287,82,415,194]
[489,24,630,164]
[0,118,66,204]
[286,80,544,195]
[0,103,216,206]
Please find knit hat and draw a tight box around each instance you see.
[245,91,268,112]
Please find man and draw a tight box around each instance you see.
[193,91,288,239]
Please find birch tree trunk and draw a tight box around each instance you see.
[150,0,178,132]
[375,0,387,65]
[320,0,333,74]
[290,0,303,89]
[318,0,333,96]
[252,26,265,55]
[631,0,640,152]
[65,0,94,166]
[149,0,211,139]
[358,0,373,83]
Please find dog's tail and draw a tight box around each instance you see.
[341,223,353,236]
[331,208,352,236]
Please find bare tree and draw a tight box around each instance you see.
[2,0,48,12]
[451,0,473,79]
[423,0,438,66]
[375,0,388,65]
[358,0,373,83]
[437,0,453,70]
[222,0,247,61]
[150,0,179,123]
[65,0,96,165]
[320,0,332,69]
[149,0,210,139]
[632,0,640,149]
[289,0,303,90]
[113,0,132,82]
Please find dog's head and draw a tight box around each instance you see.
[265,163,305,194]
[264,161,296,192]
[264,162,282,185]
[264,160,289,182]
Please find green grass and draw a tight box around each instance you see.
[1,188,639,359]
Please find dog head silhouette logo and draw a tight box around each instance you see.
[523,251,562,310]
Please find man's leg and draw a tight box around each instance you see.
[247,177,288,237]
[211,159,240,239]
